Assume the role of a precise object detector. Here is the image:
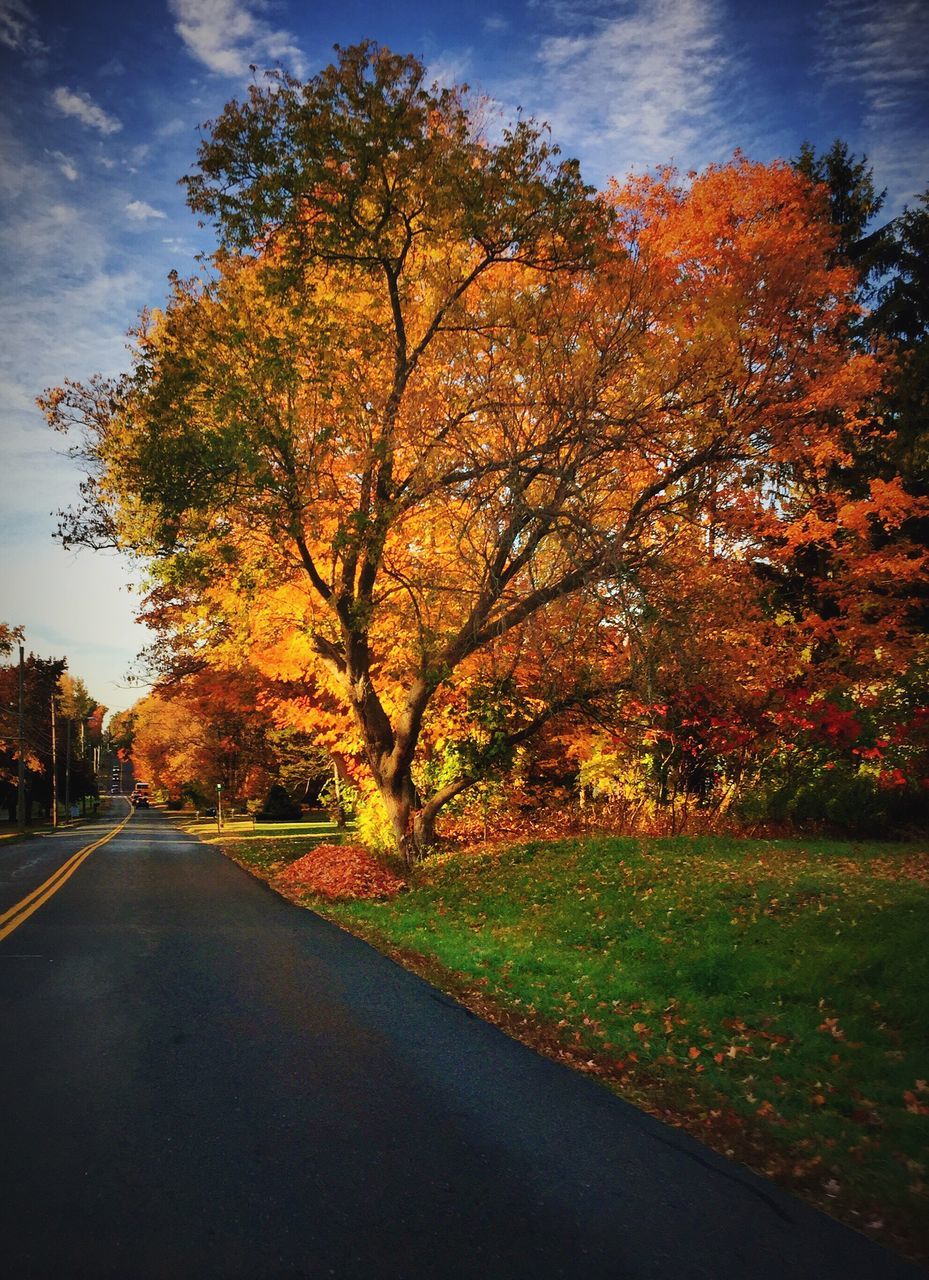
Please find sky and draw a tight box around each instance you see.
[1,0,927,717]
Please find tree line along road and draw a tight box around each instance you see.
[0,803,923,1278]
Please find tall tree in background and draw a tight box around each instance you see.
[105,707,136,762]
[794,144,929,629]
[866,191,929,504]
[0,652,67,822]
[0,624,24,656]
[57,673,98,756]
[794,139,892,286]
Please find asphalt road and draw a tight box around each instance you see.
[0,804,923,1279]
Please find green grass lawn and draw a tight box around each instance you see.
[174,812,350,877]
[307,835,929,1258]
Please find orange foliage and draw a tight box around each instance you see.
[44,48,916,855]
[274,844,406,900]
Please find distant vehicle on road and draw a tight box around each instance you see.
[130,782,151,808]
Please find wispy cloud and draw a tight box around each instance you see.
[156,117,188,139]
[125,199,167,221]
[47,149,78,181]
[816,0,929,210]
[428,51,473,94]
[51,86,122,135]
[168,0,305,77]
[519,0,741,183]
[98,55,126,77]
[0,0,46,57]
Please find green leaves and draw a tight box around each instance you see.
[183,42,601,275]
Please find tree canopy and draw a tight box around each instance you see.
[44,46,926,860]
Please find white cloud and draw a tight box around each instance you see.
[124,143,151,173]
[519,0,741,183]
[156,117,188,139]
[0,120,158,708]
[816,0,929,213]
[47,149,78,181]
[168,0,305,77]
[51,86,122,135]
[483,15,510,32]
[125,200,168,221]
[428,52,473,94]
[0,196,82,268]
[0,0,46,57]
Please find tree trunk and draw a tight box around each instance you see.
[413,805,437,853]
[381,768,420,870]
[379,768,466,869]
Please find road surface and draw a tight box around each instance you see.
[0,804,923,1278]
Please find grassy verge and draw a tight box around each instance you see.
[297,834,929,1261]
[171,812,350,878]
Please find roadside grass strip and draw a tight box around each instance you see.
[0,803,132,942]
[318,834,929,1260]
[168,812,351,878]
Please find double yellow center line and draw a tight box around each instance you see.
[0,802,133,943]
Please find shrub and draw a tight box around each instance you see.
[256,783,302,821]
[353,784,395,855]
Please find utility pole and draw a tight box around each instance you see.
[16,644,25,832]
[65,718,71,822]
[50,695,58,828]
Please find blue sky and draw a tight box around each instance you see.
[1,0,927,716]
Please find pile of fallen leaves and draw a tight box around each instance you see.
[273,843,406,900]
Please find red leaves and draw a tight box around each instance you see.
[817,1017,845,1040]
[904,1083,929,1116]
[274,843,405,900]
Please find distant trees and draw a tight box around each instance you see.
[125,666,329,809]
[0,640,104,823]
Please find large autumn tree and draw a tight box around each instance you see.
[45,44,879,864]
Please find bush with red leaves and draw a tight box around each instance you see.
[274,843,406,900]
